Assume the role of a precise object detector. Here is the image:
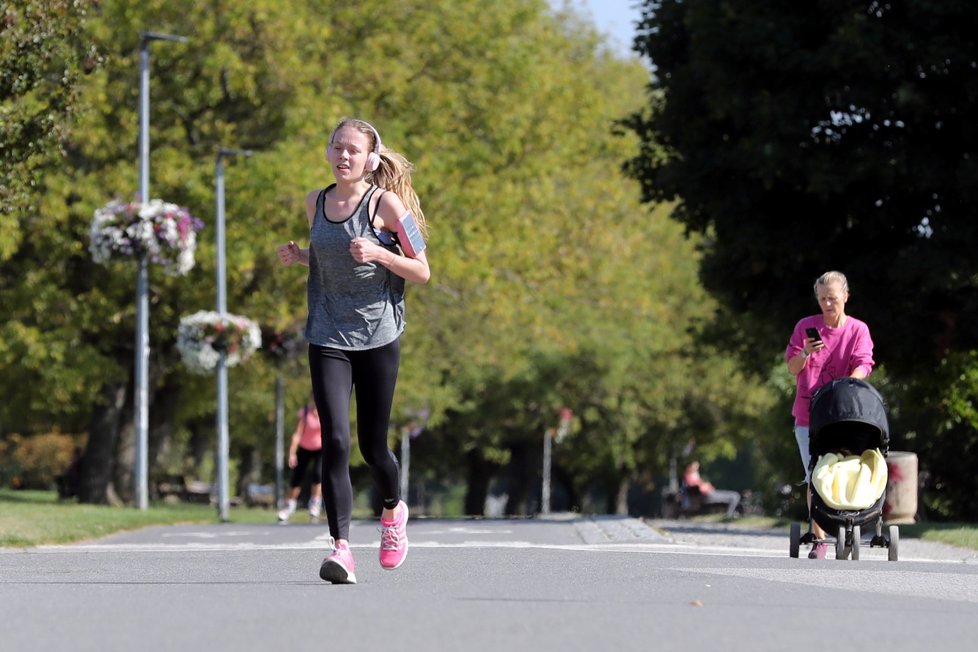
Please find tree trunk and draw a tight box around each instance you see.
[614,471,631,515]
[463,449,497,516]
[552,464,580,512]
[237,444,261,498]
[114,356,167,503]
[188,418,211,478]
[78,382,127,505]
[504,443,532,516]
[113,405,135,504]
[149,382,179,498]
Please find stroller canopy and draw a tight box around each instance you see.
[809,377,890,458]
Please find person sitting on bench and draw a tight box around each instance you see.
[683,461,741,518]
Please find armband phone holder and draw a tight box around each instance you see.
[396,211,426,257]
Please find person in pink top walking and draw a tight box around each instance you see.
[785,270,875,558]
[277,403,325,523]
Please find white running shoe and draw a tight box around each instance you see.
[277,499,297,523]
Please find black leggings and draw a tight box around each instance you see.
[289,446,322,488]
[308,340,401,540]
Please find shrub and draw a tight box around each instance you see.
[0,432,80,490]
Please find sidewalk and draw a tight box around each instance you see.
[646,518,978,563]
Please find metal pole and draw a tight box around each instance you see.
[133,31,188,511]
[134,258,149,510]
[214,148,252,521]
[541,430,552,515]
[274,368,285,508]
[133,38,151,511]
[400,429,410,504]
[215,154,229,521]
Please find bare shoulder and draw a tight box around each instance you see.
[375,190,406,226]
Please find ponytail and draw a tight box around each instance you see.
[371,150,428,238]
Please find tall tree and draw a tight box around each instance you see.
[0,0,99,262]
[2,0,777,514]
[628,0,978,518]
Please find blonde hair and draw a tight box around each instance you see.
[332,117,428,238]
[814,270,849,297]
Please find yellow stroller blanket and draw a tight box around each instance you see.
[812,448,887,510]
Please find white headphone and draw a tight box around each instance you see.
[363,121,382,172]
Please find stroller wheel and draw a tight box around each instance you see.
[851,525,861,560]
[888,525,899,562]
[789,522,800,558]
[835,525,848,560]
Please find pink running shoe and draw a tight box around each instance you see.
[319,540,357,584]
[808,542,828,560]
[379,501,409,570]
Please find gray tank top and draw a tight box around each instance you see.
[304,184,405,350]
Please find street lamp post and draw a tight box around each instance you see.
[214,147,253,521]
[134,31,187,510]
[541,428,554,515]
[400,426,410,504]
[541,407,573,515]
[399,407,430,509]
[274,364,285,509]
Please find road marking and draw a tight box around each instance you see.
[8,539,959,565]
[161,530,270,539]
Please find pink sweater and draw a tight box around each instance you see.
[785,315,875,426]
[296,407,322,451]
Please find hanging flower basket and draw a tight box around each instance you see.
[176,311,262,375]
[89,198,204,276]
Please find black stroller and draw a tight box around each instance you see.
[789,377,899,561]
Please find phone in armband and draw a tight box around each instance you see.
[396,211,426,257]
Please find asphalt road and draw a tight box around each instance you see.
[2,515,977,652]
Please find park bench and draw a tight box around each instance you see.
[156,476,214,504]
[661,482,732,518]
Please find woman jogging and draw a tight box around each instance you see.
[277,117,430,584]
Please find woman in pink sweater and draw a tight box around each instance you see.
[277,403,324,523]
[785,270,875,558]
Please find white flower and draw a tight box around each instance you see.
[89,198,203,276]
[176,311,262,375]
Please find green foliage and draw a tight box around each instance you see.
[1,0,781,513]
[888,351,978,520]
[0,431,79,489]
[0,0,100,261]
[629,0,978,518]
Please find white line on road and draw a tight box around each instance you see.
[8,539,959,564]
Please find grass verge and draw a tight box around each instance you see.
[0,488,279,548]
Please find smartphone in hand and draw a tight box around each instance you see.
[805,327,822,344]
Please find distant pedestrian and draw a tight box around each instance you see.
[277,117,430,584]
[683,461,741,518]
[785,270,875,559]
[277,403,324,523]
